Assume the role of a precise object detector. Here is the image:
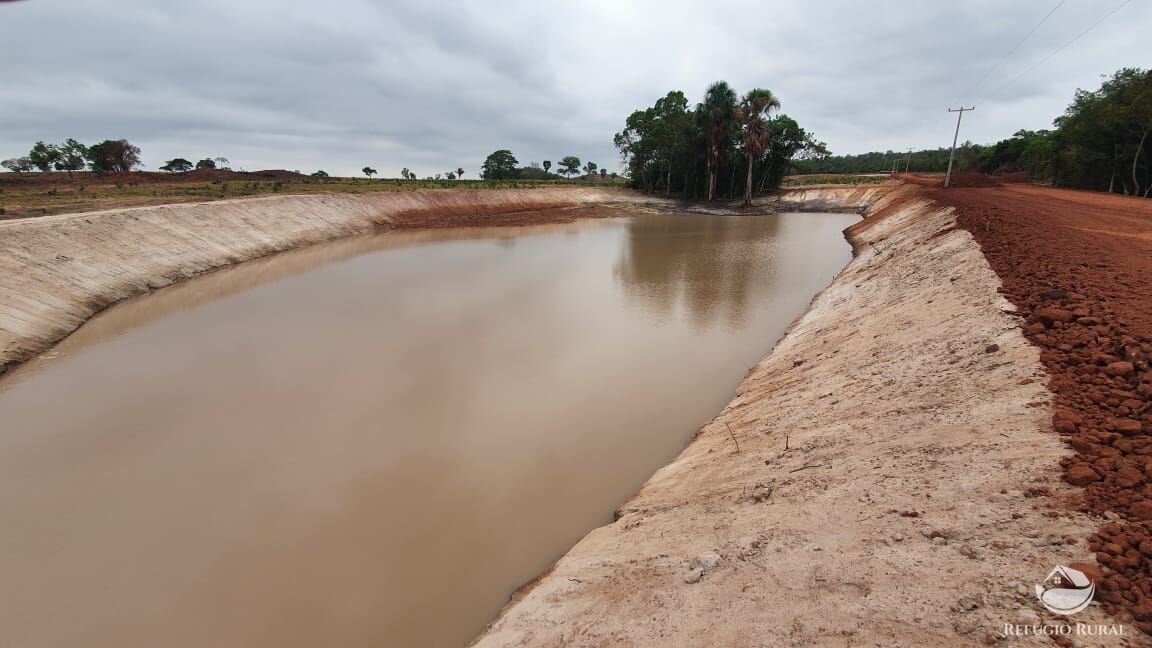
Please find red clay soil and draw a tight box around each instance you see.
[994,172,1032,184]
[946,171,1003,188]
[892,171,1003,188]
[934,183,1152,632]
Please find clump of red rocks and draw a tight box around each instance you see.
[941,186,1152,635]
[1009,289,1152,630]
[1014,288,1152,616]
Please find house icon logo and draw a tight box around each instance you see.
[1035,565,1095,615]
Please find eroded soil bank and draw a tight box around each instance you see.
[473,184,1125,647]
[0,187,667,374]
[935,183,1152,638]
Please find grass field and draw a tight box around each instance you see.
[0,170,626,219]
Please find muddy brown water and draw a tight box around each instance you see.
[0,210,856,647]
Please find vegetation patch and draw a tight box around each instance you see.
[792,67,1151,196]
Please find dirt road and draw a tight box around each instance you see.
[935,182,1152,634]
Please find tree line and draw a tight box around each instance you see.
[2,139,145,176]
[794,67,1152,197]
[613,81,828,204]
[477,150,614,182]
[398,167,467,181]
[158,157,231,172]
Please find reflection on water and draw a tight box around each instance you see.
[0,210,856,648]
[617,213,782,329]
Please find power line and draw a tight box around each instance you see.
[969,0,1064,94]
[989,0,1132,97]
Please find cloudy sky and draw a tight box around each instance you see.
[1,0,1148,177]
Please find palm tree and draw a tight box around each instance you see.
[699,81,738,201]
[734,88,781,206]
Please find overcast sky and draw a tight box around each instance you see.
[1,0,1148,177]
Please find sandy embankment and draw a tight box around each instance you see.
[473,185,1117,647]
[0,187,665,374]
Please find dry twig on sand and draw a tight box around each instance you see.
[724,422,741,454]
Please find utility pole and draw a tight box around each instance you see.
[944,106,975,188]
[905,148,912,173]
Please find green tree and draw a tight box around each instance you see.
[515,164,552,180]
[86,139,141,173]
[2,157,33,174]
[651,91,693,195]
[582,161,598,178]
[362,166,377,178]
[311,170,329,178]
[481,149,519,180]
[699,81,738,200]
[1049,67,1151,193]
[758,114,812,191]
[734,88,781,205]
[160,158,194,173]
[542,160,551,175]
[615,82,811,198]
[28,141,61,172]
[599,168,607,179]
[559,155,581,178]
[195,158,217,170]
[401,167,411,180]
[54,139,89,177]
[615,106,663,191]
[457,167,465,179]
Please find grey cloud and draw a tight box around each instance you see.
[1,0,1149,176]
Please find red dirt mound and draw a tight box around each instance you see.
[994,172,1031,184]
[183,169,309,181]
[945,171,1001,188]
[891,173,940,186]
